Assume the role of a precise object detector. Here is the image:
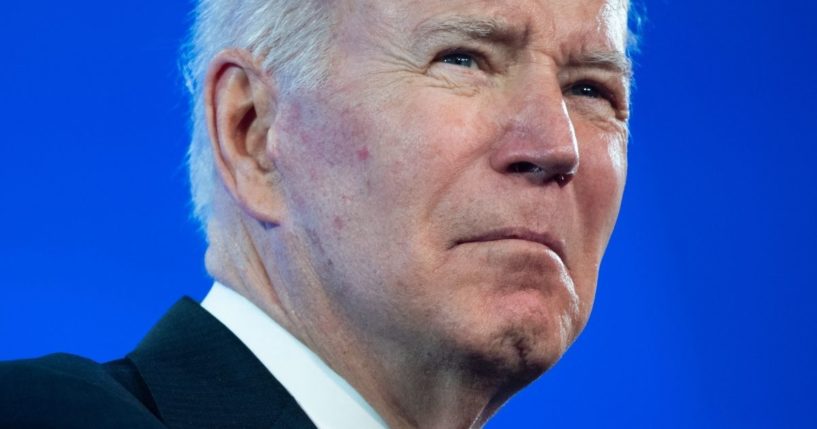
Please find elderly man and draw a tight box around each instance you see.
[0,0,632,427]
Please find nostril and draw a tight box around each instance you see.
[507,162,543,175]
[506,161,575,186]
[554,173,573,186]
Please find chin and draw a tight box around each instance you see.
[456,292,586,385]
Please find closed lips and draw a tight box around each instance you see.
[453,227,565,261]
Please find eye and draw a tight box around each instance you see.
[565,79,629,120]
[568,82,606,99]
[436,51,479,69]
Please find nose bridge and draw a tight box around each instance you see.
[514,70,576,147]
[490,64,580,184]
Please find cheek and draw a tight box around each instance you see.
[271,96,384,273]
[567,131,626,318]
[277,99,362,168]
[575,131,627,251]
[367,91,499,204]
[275,94,378,205]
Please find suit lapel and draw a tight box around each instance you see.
[128,298,317,429]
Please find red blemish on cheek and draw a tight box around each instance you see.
[333,216,345,231]
[356,147,369,161]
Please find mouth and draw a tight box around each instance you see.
[453,227,566,261]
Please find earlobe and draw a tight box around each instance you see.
[205,49,285,225]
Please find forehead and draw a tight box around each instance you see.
[338,0,630,54]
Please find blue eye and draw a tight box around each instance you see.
[570,83,605,99]
[438,52,477,68]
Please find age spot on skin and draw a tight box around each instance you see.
[356,147,370,161]
[333,216,345,231]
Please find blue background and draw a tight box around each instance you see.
[2,1,815,427]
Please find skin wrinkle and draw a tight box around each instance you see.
[411,15,531,55]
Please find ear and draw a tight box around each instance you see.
[205,49,283,226]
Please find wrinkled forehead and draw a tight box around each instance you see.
[336,0,630,53]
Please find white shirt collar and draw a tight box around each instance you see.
[201,282,388,429]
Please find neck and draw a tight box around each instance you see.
[350,357,514,428]
[205,213,304,339]
[316,318,536,429]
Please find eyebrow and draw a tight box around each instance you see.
[411,15,528,49]
[567,51,633,81]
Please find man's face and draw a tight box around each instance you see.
[271,0,629,376]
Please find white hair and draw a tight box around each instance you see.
[183,0,331,234]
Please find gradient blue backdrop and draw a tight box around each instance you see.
[2,1,815,427]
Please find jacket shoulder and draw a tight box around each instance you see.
[0,353,164,429]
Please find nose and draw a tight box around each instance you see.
[489,73,580,187]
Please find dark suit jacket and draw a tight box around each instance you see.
[0,298,318,429]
